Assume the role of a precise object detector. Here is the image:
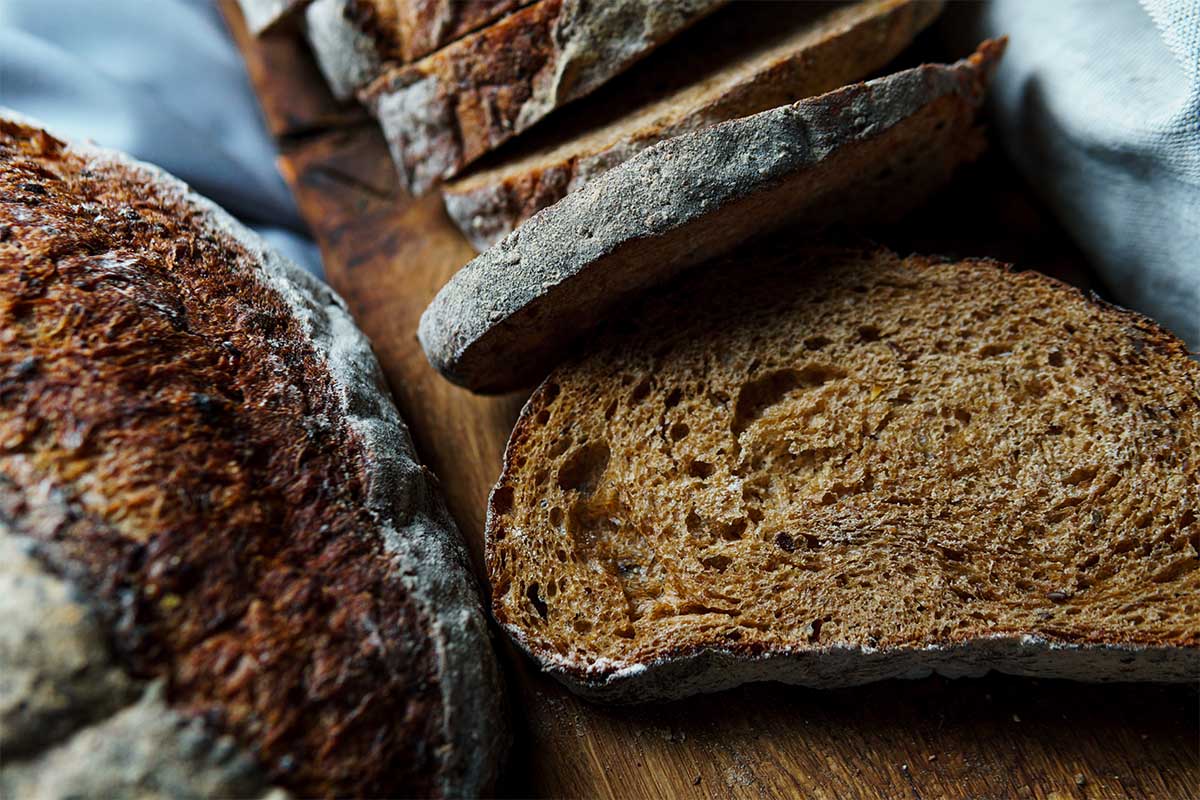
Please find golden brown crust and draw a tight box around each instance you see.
[0,119,443,798]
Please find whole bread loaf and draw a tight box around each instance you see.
[305,0,527,99]
[443,0,945,251]
[361,0,728,194]
[420,41,1004,393]
[487,241,1200,702]
[238,0,311,34]
[0,113,505,798]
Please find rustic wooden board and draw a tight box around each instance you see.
[221,4,1199,797]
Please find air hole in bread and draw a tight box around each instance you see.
[700,554,732,572]
[527,583,548,619]
[804,336,831,351]
[557,441,610,494]
[492,485,514,515]
[858,325,882,342]
[977,342,1012,358]
[732,364,847,435]
[629,377,652,405]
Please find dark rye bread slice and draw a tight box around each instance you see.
[420,40,1004,393]
[0,113,505,798]
[487,242,1200,703]
[360,0,728,194]
[305,0,529,99]
[443,0,945,252]
[238,0,310,34]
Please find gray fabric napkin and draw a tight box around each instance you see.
[0,0,322,275]
[948,0,1199,346]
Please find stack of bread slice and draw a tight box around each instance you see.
[415,37,1199,700]
[234,0,1199,702]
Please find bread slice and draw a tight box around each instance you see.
[305,0,528,99]
[360,0,728,194]
[443,0,945,252]
[487,241,1200,702]
[420,41,1003,393]
[237,0,310,34]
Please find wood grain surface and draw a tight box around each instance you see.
[221,4,1200,797]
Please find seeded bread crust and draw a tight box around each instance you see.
[442,0,945,252]
[419,41,1004,393]
[237,0,311,34]
[487,244,1200,703]
[360,0,728,194]
[305,0,527,99]
[0,111,505,797]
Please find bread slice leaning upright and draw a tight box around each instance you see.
[420,40,1004,393]
[487,242,1200,702]
[443,0,945,252]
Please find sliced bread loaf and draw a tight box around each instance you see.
[420,40,1003,393]
[487,242,1200,702]
[305,0,528,99]
[360,0,728,194]
[443,0,945,252]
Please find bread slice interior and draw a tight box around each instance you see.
[488,242,1199,696]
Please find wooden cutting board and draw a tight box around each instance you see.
[222,5,1198,797]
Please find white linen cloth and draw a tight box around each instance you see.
[0,0,1195,344]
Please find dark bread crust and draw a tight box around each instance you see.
[305,0,527,100]
[360,0,728,193]
[0,117,501,796]
[487,243,1200,702]
[346,0,524,64]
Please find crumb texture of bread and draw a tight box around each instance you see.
[443,0,945,251]
[0,114,503,797]
[420,41,1002,393]
[361,0,728,194]
[488,244,1200,701]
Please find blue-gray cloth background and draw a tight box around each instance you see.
[1,0,1196,345]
